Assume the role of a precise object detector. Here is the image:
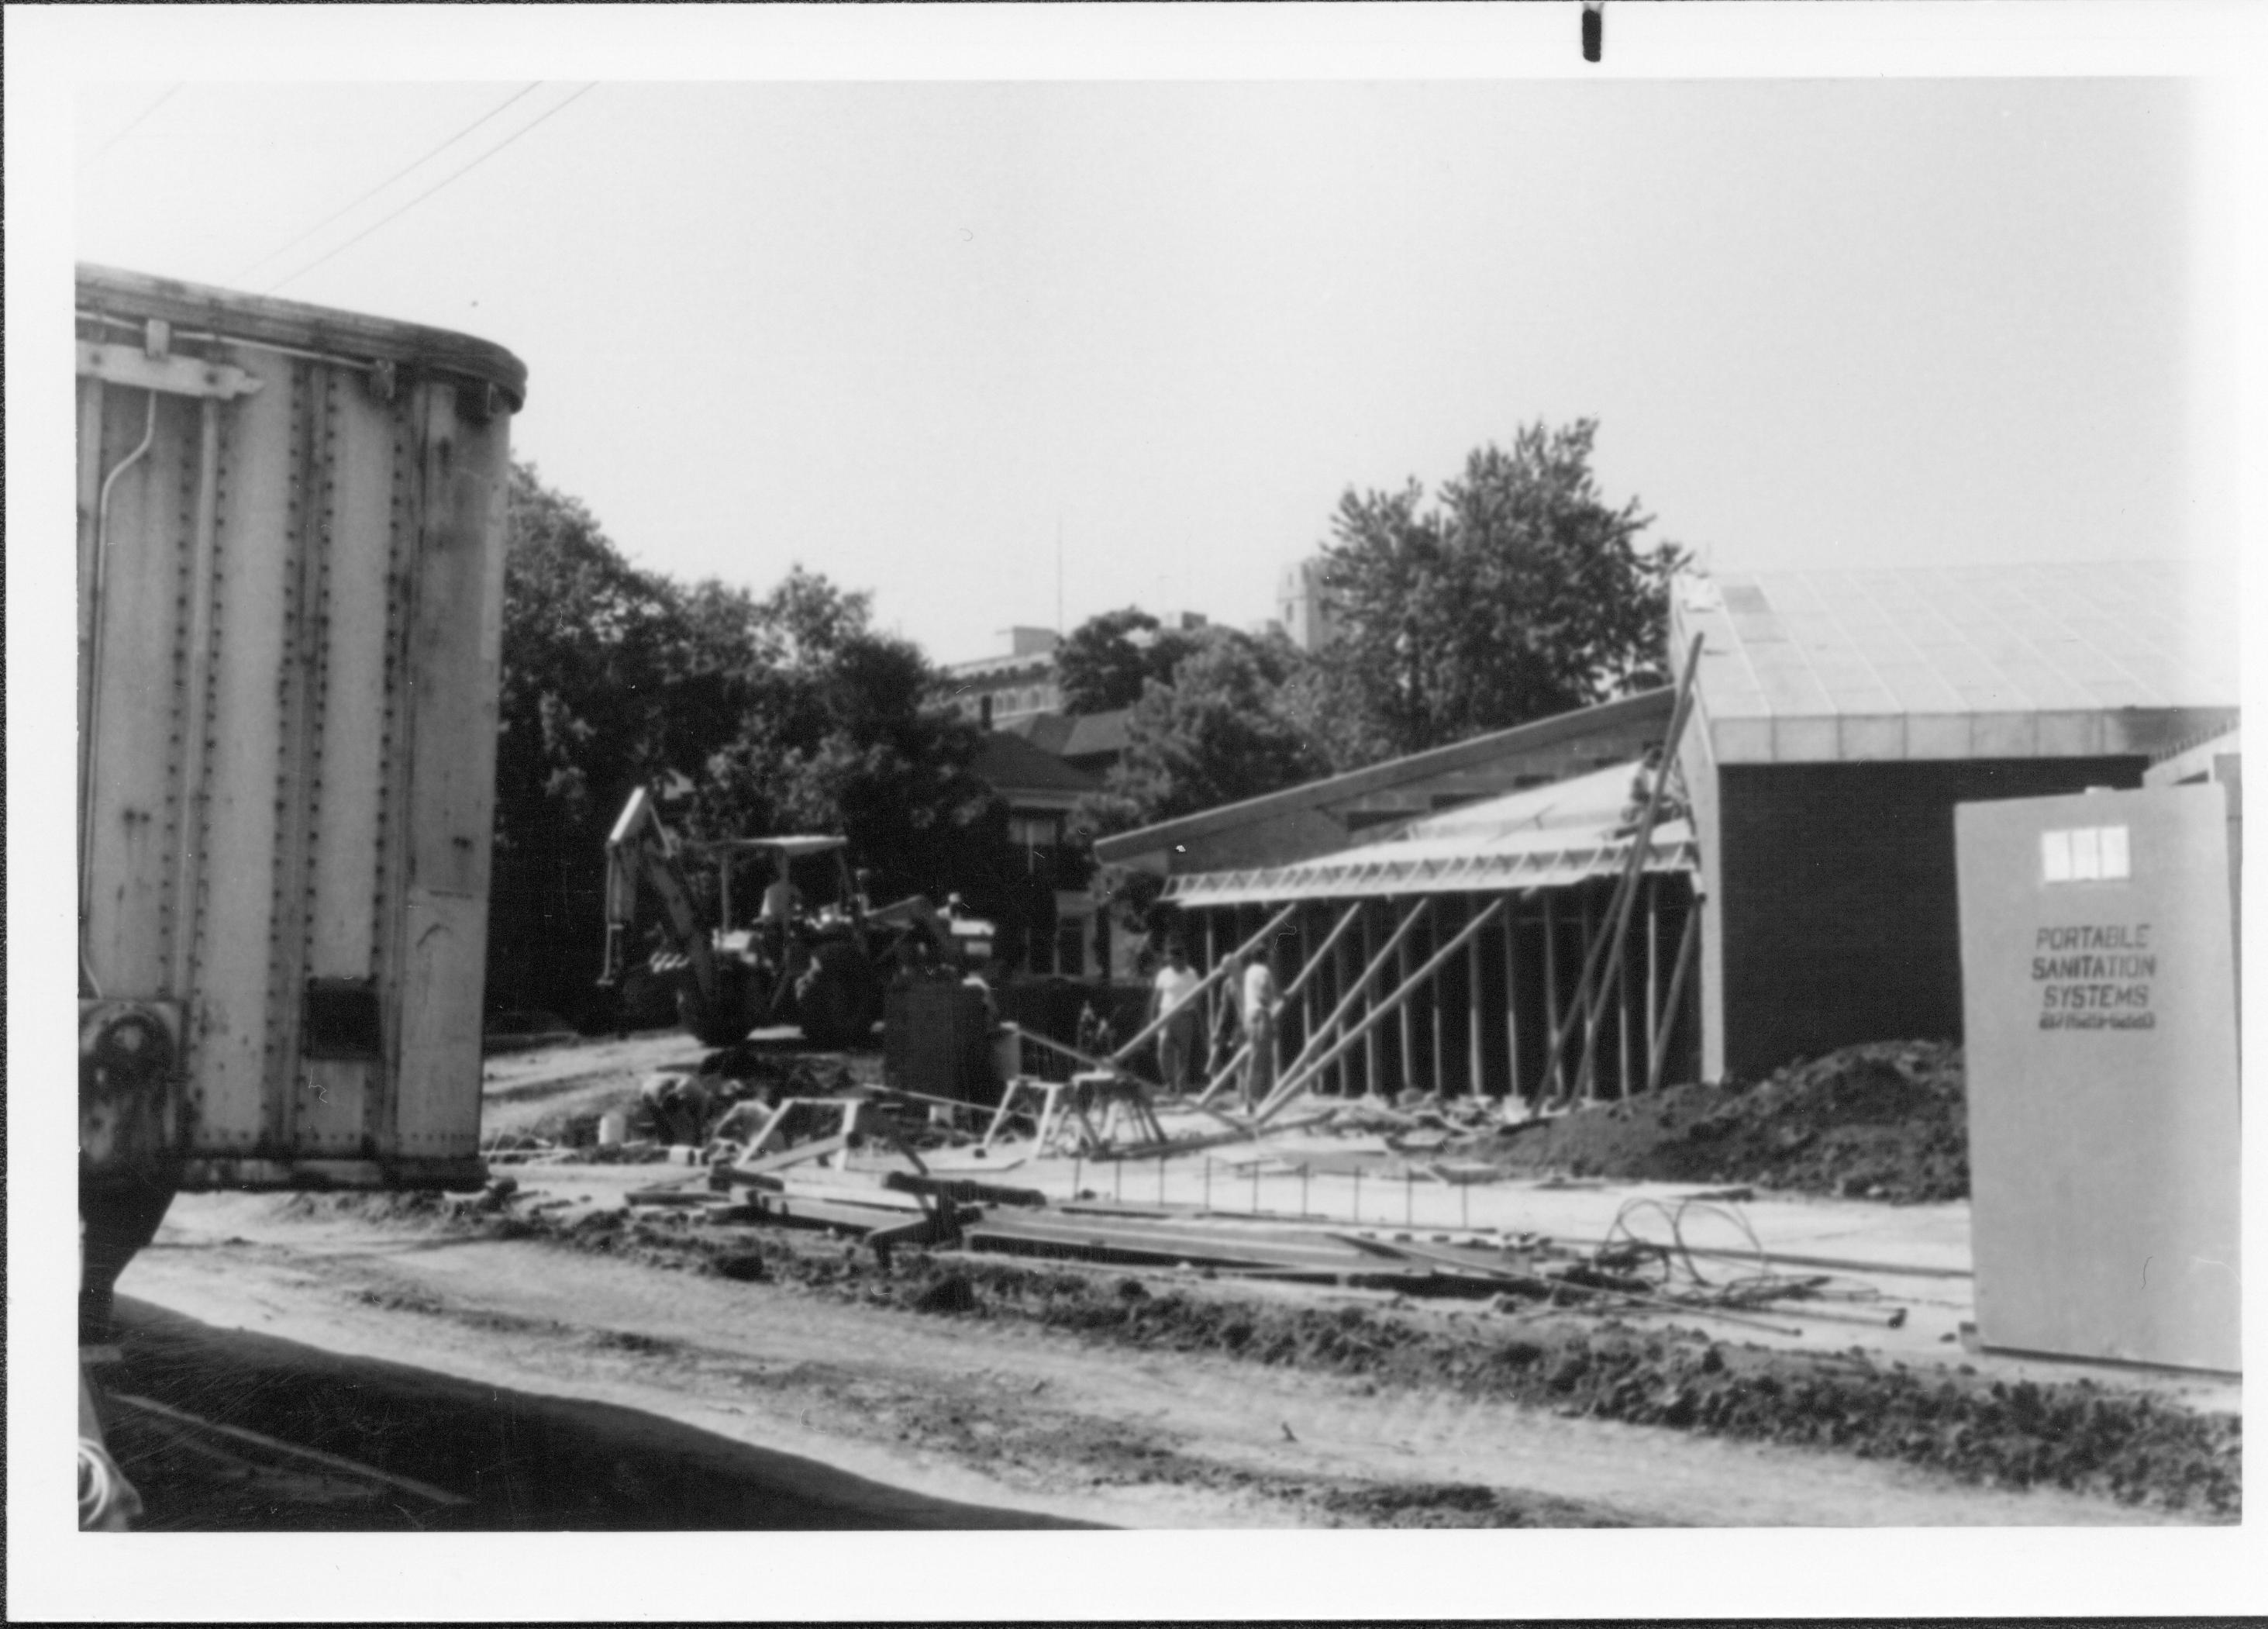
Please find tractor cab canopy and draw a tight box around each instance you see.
[681,835,857,930]
[683,835,848,861]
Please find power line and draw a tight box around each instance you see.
[266,82,597,296]
[83,85,180,168]
[235,83,543,282]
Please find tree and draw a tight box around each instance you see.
[1304,419,1686,764]
[1076,629,1326,836]
[489,463,746,1016]
[1053,606,1201,714]
[488,468,1014,1020]
[1072,628,1325,947]
[691,566,1012,926]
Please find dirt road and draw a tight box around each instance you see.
[109,1189,2196,1530]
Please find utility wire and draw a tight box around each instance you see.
[236,83,543,282]
[82,85,181,168]
[266,82,597,295]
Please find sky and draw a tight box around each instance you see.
[61,69,2235,666]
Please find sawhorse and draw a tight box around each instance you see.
[981,1071,1167,1156]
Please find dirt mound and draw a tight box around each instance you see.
[1491,1041,1970,1203]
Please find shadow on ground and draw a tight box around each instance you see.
[96,1296,1101,1532]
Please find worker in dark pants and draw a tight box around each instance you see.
[1239,948,1283,1113]
[1150,943,1203,1092]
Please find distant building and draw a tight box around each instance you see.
[1000,707,1132,778]
[1276,557,1339,652]
[944,626,1063,727]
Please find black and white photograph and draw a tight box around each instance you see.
[9,4,2261,1621]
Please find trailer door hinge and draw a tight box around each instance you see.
[78,341,263,401]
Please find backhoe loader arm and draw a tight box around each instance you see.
[601,786,720,1014]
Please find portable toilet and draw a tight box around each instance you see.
[1953,775,2239,1373]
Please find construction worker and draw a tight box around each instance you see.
[760,868,803,925]
[639,1072,714,1148]
[1239,947,1283,1113]
[1150,943,1204,1091]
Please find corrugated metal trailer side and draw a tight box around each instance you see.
[76,265,526,1202]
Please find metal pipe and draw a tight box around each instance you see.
[81,388,160,917]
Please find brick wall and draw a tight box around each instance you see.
[1714,756,2148,1079]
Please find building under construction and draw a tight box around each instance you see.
[1093,560,2238,1100]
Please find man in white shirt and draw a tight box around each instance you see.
[1240,949,1283,1112]
[1150,943,1204,1090]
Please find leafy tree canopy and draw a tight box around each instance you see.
[488,464,1010,1017]
[1302,419,1686,764]
[1075,627,1325,837]
[1053,606,1202,714]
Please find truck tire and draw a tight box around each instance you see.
[796,941,880,1049]
[81,1179,176,1344]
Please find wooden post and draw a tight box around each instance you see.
[1645,875,1661,1092]
[1264,897,1430,1099]
[1192,899,1365,1105]
[1362,903,1380,1099]
[1339,906,1358,1096]
[1256,897,1510,1121]
[1646,896,1703,1095]
[1301,904,1318,1070]
[1203,912,1218,1037]
[1429,896,1449,1096]
[1504,894,1522,1108]
[1569,634,1707,1101]
[1467,896,1484,1099]
[1397,907,1417,1099]
[1617,915,1634,1100]
[1576,888,1594,1103]
[1542,891,1560,1101]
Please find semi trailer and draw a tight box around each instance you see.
[75,264,526,1339]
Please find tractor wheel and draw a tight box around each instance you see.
[675,957,761,1048]
[796,941,880,1050]
[81,1179,176,1344]
[680,987,757,1049]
